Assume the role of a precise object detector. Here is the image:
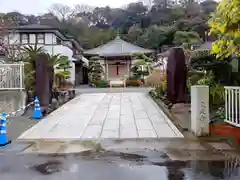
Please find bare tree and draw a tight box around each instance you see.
[0,17,12,54]
[73,4,95,13]
[49,3,74,21]
[0,15,22,63]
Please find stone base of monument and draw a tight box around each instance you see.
[47,89,76,114]
[68,89,75,99]
[23,89,76,117]
[51,98,59,110]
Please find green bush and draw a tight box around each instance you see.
[150,86,166,100]
[197,74,225,105]
[216,106,225,120]
[96,80,109,88]
[88,57,103,85]
[188,71,205,85]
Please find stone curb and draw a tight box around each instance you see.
[149,94,191,136]
[147,95,184,138]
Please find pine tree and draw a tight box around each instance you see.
[55,55,72,79]
[88,56,103,85]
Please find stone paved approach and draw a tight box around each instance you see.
[18,93,183,141]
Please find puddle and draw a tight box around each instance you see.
[0,149,239,179]
[31,160,63,175]
[118,152,146,160]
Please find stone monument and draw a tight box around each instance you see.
[166,47,187,107]
[48,62,54,105]
[35,53,52,113]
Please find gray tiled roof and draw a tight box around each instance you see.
[17,24,57,30]
[84,36,153,56]
[196,41,213,50]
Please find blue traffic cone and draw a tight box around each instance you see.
[32,96,43,119]
[0,112,11,148]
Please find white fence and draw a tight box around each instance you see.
[0,63,24,90]
[224,86,240,127]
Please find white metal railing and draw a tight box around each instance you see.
[224,86,240,127]
[0,63,24,90]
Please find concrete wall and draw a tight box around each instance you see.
[0,91,26,115]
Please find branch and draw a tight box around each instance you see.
[49,3,74,21]
[0,17,18,60]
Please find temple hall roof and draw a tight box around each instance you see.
[84,36,153,57]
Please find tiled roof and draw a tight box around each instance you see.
[195,41,213,50]
[17,24,57,30]
[84,36,153,57]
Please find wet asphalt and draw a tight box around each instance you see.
[1,88,240,179]
[0,138,240,180]
[0,150,240,180]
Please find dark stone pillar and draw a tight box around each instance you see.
[166,47,187,105]
[129,57,132,78]
[35,53,51,112]
[48,62,54,105]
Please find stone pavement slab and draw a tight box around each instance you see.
[17,92,183,141]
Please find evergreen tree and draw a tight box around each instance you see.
[88,56,103,85]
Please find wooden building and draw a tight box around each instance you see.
[84,35,153,81]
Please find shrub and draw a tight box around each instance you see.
[125,79,141,87]
[160,72,167,92]
[197,74,225,105]
[54,73,68,88]
[216,106,225,120]
[95,80,109,88]
[55,71,70,79]
[187,71,205,93]
[128,76,141,80]
[149,85,167,101]
[145,69,162,86]
[188,71,205,85]
[88,57,103,84]
[146,70,167,97]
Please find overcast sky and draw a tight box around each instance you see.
[0,0,142,15]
